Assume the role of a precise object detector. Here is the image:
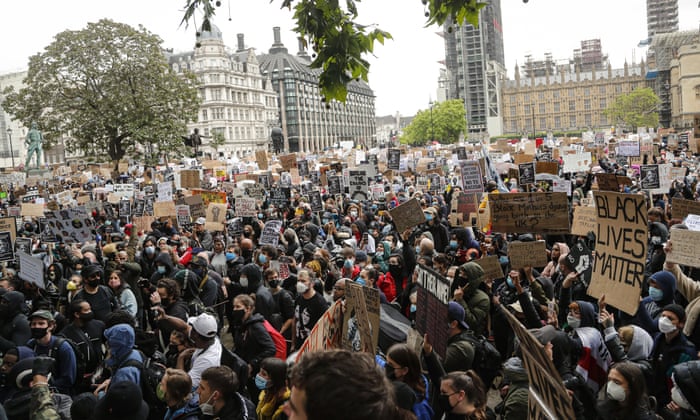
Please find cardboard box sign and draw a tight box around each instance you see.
[571,205,597,236]
[508,240,548,269]
[389,198,426,233]
[489,192,570,234]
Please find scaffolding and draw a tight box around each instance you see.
[649,29,700,71]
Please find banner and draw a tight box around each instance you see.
[489,192,569,234]
[588,192,647,315]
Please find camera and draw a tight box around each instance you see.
[138,278,157,294]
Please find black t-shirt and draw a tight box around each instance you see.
[294,292,329,344]
[73,286,115,323]
[60,320,105,373]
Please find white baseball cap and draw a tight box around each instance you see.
[188,313,217,338]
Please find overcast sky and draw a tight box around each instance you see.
[1,1,697,117]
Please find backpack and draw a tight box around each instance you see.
[220,345,249,390]
[461,332,502,386]
[31,336,86,394]
[262,319,287,360]
[121,351,167,413]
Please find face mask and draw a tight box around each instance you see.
[389,265,402,277]
[506,276,515,289]
[499,255,509,265]
[179,246,187,253]
[145,246,155,256]
[269,280,280,288]
[438,394,455,413]
[243,231,252,238]
[79,311,94,322]
[254,374,268,390]
[296,282,309,295]
[356,278,366,286]
[606,381,626,402]
[161,298,171,307]
[385,364,396,380]
[200,393,216,416]
[31,327,49,339]
[240,277,249,288]
[157,266,166,274]
[74,270,81,276]
[66,281,77,291]
[86,279,99,287]
[258,213,264,219]
[258,254,268,264]
[410,303,417,313]
[648,286,664,302]
[415,247,421,255]
[424,213,433,221]
[658,316,677,334]
[48,272,57,281]
[344,259,353,269]
[671,385,694,411]
[156,383,167,401]
[350,211,358,218]
[449,240,458,249]
[232,309,245,325]
[567,315,581,329]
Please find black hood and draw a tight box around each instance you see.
[240,263,263,293]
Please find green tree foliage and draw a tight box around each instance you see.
[400,99,466,146]
[182,0,485,102]
[604,87,660,131]
[209,131,226,155]
[2,19,200,164]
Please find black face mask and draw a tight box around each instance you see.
[242,250,253,260]
[79,312,94,322]
[161,298,171,308]
[385,364,397,380]
[269,280,281,288]
[86,279,99,287]
[389,265,402,278]
[438,394,455,413]
[31,327,49,339]
[231,309,245,325]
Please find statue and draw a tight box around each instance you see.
[25,122,43,169]
[270,127,284,154]
[181,128,207,158]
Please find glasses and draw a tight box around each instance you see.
[333,286,345,291]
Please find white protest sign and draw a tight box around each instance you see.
[235,197,257,217]
[157,182,173,202]
[19,251,45,289]
[562,152,592,173]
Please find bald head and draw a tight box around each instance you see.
[240,238,253,251]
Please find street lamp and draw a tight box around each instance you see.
[6,128,14,168]
[429,101,435,145]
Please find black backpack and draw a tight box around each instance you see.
[220,345,249,392]
[31,336,87,395]
[461,332,502,386]
[120,351,167,415]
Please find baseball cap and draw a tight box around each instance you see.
[195,217,206,225]
[447,302,469,330]
[29,310,54,322]
[94,381,149,420]
[188,313,218,338]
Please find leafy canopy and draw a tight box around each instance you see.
[2,19,200,163]
[604,87,659,131]
[400,99,466,146]
[181,0,486,102]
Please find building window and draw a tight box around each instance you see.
[524,104,530,114]
[585,114,592,126]
[584,99,591,110]
[201,110,208,121]
[695,85,700,98]
[554,102,560,112]
[538,92,544,100]
[553,91,560,99]
[584,88,590,97]
[210,74,220,83]
[568,89,575,97]
[569,101,575,111]
[569,115,576,128]
[599,99,607,109]
[539,103,545,113]
[212,89,222,101]
[599,86,606,94]
[600,115,607,125]
[539,118,546,130]
[554,116,561,129]
[510,106,516,115]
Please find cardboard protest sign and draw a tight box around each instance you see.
[387,148,401,170]
[14,237,32,255]
[588,192,647,315]
[309,190,323,212]
[342,282,379,353]
[508,240,548,269]
[651,163,672,195]
[118,200,131,217]
[562,152,592,173]
[21,203,45,218]
[459,161,483,194]
[536,161,559,175]
[414,264,450,358]
[175,205,191,229]
[235,197,257,217]
[617,140,640,156]
[259,220,283,246]
[178,195,205,219]
[256,150,268,170]
[501,306,575,419]
[513,153,534,165]
[206,203,227,226]
[327,176,342,195]
[571,205,597,236]
[191,190,227,206]
[296,300,344,356]
[0,217,18,243]
[269,187,291,207]
[671,198,700,220]
[279,153,297,171]
[565,239,593,285]
[157,182,173,202]
[389,198,426,233]
[154,200,176,218]
[640,164,660,190]
[518,162,536,185]
[180,170,200,189]
[595,173,619,192]
[0,232,14,262]
[348,170,368,201]
[474,255,505,280]
[666,228,700,267]
[489,192,569,234]
[18,251,45,289]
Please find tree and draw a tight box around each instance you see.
[2,19,200,165]
[604,87,660,131]
[400,99,466,146]
[182,0,486,102]
[209,131,226,156]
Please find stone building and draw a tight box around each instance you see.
[670,42,700,130]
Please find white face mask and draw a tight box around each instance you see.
[567,314,581,329]
[200,392,216,416]
[239,277,248,288]
[658,316,677,334]
[296,281,309,295]
[606,381,626,402]
[671,385,694,411]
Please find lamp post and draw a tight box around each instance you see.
[429,101,435,145]
[6,128,14,168]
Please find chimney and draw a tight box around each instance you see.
[237,34,245,52]
[269,27,288,54]
[297,37,310,60]
[273,27,282,45]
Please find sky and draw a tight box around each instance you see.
[1,1,698,117]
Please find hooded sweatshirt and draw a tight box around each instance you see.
[104,324,142,385]
[149,251,176,284]
[0,291,31,353]
[241,263,275,322]
[541,242,570,279]
[375,241,392,273]
[635,270,677,333]
[454,262,490,336]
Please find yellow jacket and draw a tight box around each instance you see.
[256,388,291,420]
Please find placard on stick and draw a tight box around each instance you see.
[389,197,426,233]
[414,264,450,358]
[489,192,569,234]
[672,198,700,220]
[596,173,619,192]
[508,240,548,269]
[0,217,18,243]
[666,228,700,267]
[588,192,647,315]
[342,282,379,353]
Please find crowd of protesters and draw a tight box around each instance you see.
[0,140,699,420]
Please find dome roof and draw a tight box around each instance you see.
[198,23,223,41]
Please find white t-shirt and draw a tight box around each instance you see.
[189,337,222,389]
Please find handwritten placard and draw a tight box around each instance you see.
[666,228,700,267]
[488,192,569,234]
[571,205,597,236]
[474,255,505,280]
[508,240,548,269]
[672,198,700,220]
[389,198,426,233]
[588,192,647,315]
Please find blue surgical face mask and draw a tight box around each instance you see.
[254,374,268,390]
[344,259,353,269]
[257,213,264,219]
[258,254,268,264]
[499,256,509,265]
[410,303,417,313]
[449,240,458,249]
[157,266,166,274]
[356,277,366,286]
[415,247,421,255]
[648,286,664,302]
[424,213,433,221]
[506,276,515,289]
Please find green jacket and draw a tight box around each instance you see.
[30,385,60,420]
[444,331,475,373]
[456,262,490,336]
